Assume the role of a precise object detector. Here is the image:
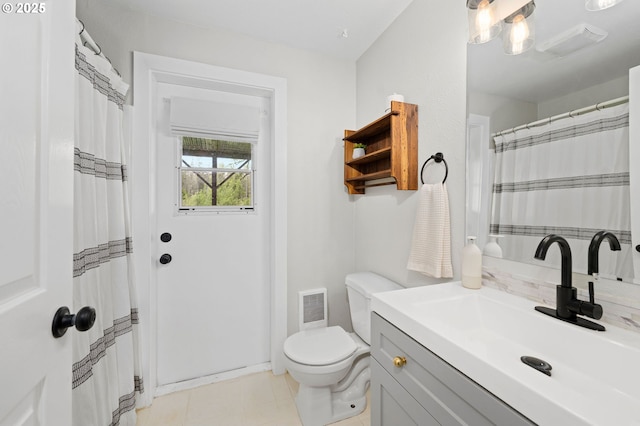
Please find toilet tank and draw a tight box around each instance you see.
[345,272,403,344]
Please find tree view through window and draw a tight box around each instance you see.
[180,137,253,209]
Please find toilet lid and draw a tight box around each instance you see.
[284,326,357,366]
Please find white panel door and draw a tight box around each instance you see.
[155,83,271,386]
[0,2,75,424]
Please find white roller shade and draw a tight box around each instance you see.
[170,97,260,143]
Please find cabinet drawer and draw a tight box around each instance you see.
[371,358,439,426]
[371,313,534,426]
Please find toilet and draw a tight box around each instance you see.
[284,272,403,426]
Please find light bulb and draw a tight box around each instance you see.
[509,14,530,54]
[476,0,494,43]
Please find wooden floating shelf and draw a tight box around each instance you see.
[346,147,392,166]
[345,170,392,182]
[343,101,418,195]
[344,111,399,142]
[354,181,396,190]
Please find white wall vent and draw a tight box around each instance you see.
[298,288,327,330]
[536,23,607,57]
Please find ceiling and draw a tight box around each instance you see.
[468,0,640,103]
[102,0,639,103]
[106,0,415,60]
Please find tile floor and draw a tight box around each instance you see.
[135,371,371,426]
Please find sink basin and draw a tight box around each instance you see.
[371,282,640,425]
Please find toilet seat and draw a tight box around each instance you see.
[284,326,357,366]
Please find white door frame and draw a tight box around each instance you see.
[132,52,287,404]
[465,113,492,251]
[630,65,640,284]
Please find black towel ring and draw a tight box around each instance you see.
[420,152,448,184]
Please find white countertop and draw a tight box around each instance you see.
[372,281,640,426]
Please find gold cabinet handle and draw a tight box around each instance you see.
[393,356,407,367]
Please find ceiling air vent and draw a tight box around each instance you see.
[536,23,607,57]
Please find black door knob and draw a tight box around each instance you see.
[636,244,640,253]
[52,306,96,338]
[159,253,172,264]
[160,232,172,243]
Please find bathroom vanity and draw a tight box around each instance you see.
[370,282,640,425]
[370,313,533,425]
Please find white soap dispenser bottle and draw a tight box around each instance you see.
[462,236,482,289]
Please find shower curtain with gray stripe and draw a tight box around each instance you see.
[491,103,633,280]
[73,40,143,426]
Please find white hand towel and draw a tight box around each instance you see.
[407,183,453,278]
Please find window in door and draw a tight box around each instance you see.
[179,136,254,211]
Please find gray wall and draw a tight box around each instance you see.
[538,75,629,118]
[354,0,469,287]
[467,91,538,136]
[468,74,629,135]
[77,0,472,335]
[76,0,358,335]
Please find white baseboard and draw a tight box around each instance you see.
[154,362,272,397]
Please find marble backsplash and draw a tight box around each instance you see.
[482,264,640,334]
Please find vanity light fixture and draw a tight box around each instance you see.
[467,0,502,44]
[585,0,625,11]
[503,1,536,55]
[467,0,536,55]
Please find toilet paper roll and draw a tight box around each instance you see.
[386,93,404,112]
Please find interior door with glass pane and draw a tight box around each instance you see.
[155,83,271,386]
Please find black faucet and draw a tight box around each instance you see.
[534,235,574,318]
[579,231,621,324]
[533,234,607,332]
[563,230,621,325]
[588,231,621,277]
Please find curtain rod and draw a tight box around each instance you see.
[76,18,121,77]
[492,95,629,137]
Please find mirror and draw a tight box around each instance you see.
[466,0,640,283]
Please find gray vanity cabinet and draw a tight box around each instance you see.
[370,313,535,426]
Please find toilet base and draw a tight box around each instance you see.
[295,384,367,426]
[293,356,370,426]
